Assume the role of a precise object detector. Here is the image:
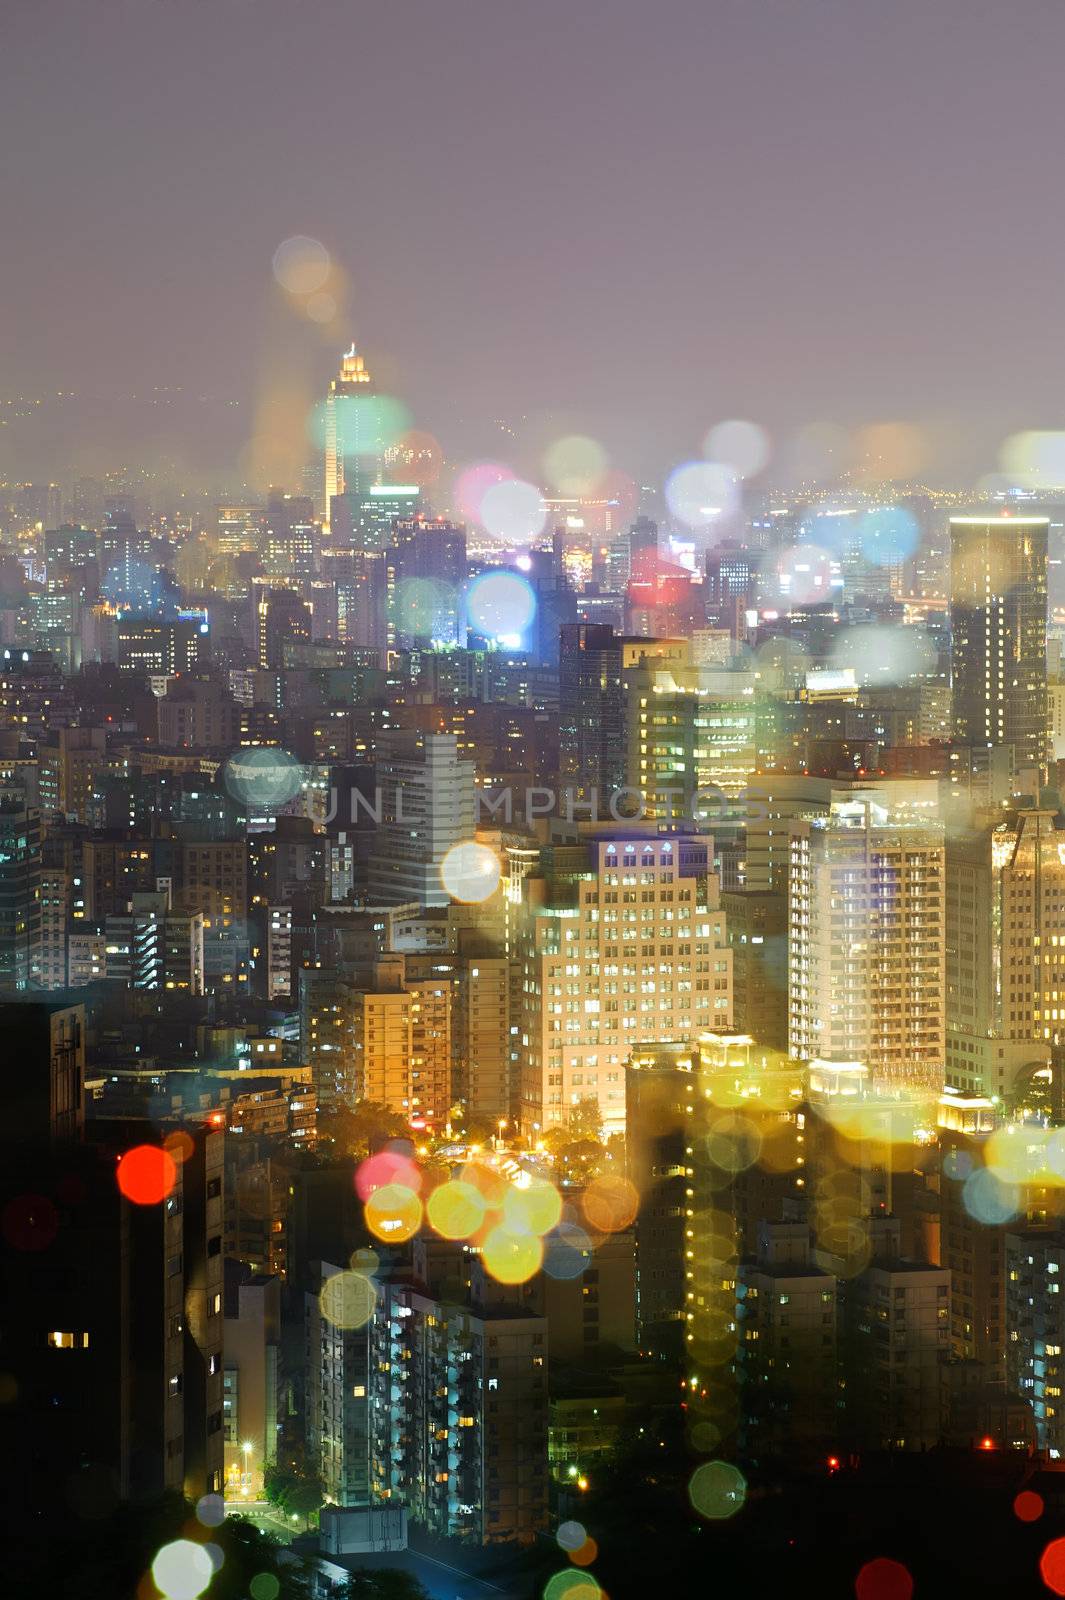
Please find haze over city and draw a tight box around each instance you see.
[5,0,1065,489]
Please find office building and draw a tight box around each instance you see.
[519,834,731,1137]
[950,515,1048,782]
[788,799,945,1091]
[324,345,376,523]
[368,731,476,907]
[946,808,1065,1098]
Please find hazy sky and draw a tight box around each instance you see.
[3,0,1065,492]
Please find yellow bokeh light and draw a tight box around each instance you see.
[364,1182,423,1244]
[503,1178,563,1238]
[482,1225,543,1284]
[426,1179,487,1241]
[320,1269,377,1330]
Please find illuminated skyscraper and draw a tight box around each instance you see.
[788,799,945,1091]
[949,515,1048,782]
[323,344,375,528]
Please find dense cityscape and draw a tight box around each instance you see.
[10,3,1065,1598]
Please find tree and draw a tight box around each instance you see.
[264,1461,325,1528]
[318,1100,410,1160]
[568,1095,604,1142]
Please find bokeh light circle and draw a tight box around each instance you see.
[556,1520,587,1552]
[272,235,331,296]
[1043,1537,1065,1596]
[1014,1489,1044,1523]
[319,1269,377,1330]
[665,461,737,530]
[151,1539,213,1600]
[543,1572,601,1600]
[480,479,547,544]
[249,1574,281,1600]
[544,435,608,495]
[467,570,537,640]
[223,747,305,811]
[117,1145,177,1206]
[365,1182,423,1243]
[426,1180,487,1241]
[688,1459,747,1520]
[482,1225,543,1284]
[441,841,501,903]
[543,1222,595,1280]
[963,1166,1020,1226]
[355,1149,421,1202]
[854,1557,914,1600]
[195,1492,225,1528]
[503,1178,563,1238]
[703,419,769,479]
[581,1175,638,1234]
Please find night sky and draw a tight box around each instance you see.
[4,0,1065,490]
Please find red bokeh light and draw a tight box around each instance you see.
[116,1145,177,1206]
[2,1192,59,1251]
[1015,1490,1044,1524]
[354,1148,421,1202]
[1041,1538,1065,1595]
[855,1557,914,1600]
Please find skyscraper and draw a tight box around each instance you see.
[950,515,1049,782]
[324,344,375,528]
[945,808,1065,1099]
[368,730,477,907]
[788,799,945,1091]
[386,517,467,649]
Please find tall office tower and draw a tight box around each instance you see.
[0,794,40,992]
[945,808,1065,1099]
[623,655,759,823]
[950,515,1049,784]
[98,505,157,610]
[368,731,476,907]
[558,625,688,806]
[788,799,946,1091]
[261,491,315,579]
[257,586,312,668]
[300,967,355,1111]
[323,344,376,527]
[705,541,759,636]
[518,834,731,1138]
[386,517,467,648]
[337,551,387,647]
[329,482,421,556]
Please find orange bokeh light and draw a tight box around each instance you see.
[117,1145,178,1206]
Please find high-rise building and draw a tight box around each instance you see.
[386,517,467,649]
[736,1220,839,1454]
[558,625,688,806]
[324,345,376,525]
[843,1217,950,1451]
[368,731,476,907]
[257,587,312,668]
[518,833,731,1136]
[788,799,945,1091]
[950,515,1048,782]
[945,808,1065,1098]
[0,794,41,992]
[350,956,453,1130]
